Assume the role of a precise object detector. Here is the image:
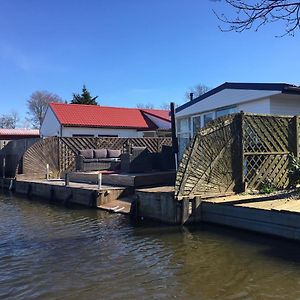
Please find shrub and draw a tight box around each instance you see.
[259,178,277,194]
[288,154,300,188]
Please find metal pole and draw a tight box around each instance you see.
[97,173,102,190]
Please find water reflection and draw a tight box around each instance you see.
[1,192,300,300]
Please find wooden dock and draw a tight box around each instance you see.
[5,176,300,241]
[11,178,132,209]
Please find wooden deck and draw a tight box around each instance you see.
[98,198,133,214]
[69,170,176,187]
[204,191,300,213]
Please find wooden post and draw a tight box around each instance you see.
[170,102,179,170]
[239,112,245,192]
[181,199,189,225]
[65,173,69,186]
[46,164,49,180]
[295,116,299,159]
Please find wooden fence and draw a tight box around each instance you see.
[21,136,172,178]
[0,138,40,178]
[175,113,298,200]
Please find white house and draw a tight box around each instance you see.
[40,102,171,138]
[175,82,300,154]
[0,128,40,149]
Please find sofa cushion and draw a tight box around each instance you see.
[97,158,120,162]
[94,149,107,159]
[83,158,99,163]
[107,149,121,158]
[79,149,94,159]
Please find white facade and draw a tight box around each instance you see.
[175,85,300,156]
[61,126,143,138]
[270,94,300,115]
[40,107,61,137]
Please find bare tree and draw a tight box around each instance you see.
[27,91,62,128]
[0,111,19,129]
[160,103,171,110]
[213,0,300,36]
[136,103,155,109]
[185,84,211,101]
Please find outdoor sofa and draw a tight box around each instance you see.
[76,145,175,173]
[76,148,121,172]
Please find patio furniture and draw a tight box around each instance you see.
[76,149,121,172]
[120,146,152,173]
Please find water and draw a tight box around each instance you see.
[1,193,300,300]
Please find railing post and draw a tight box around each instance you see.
[97,173,102,190]
[46,164,49,180]
[239,112,245,192]
[65,173,69,186]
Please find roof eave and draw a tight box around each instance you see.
[61,124,152,130]
[175,82,297,113]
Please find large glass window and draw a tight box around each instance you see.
[177,118,190,133]
[177,117,192,159]
[192,115,201,134]
[203,112,214,126]
[216,106,237,118]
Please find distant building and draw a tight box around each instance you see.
[0,128,40,149]
[40,102,171,138]
[175,82,300,155]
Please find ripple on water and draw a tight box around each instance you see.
[1,194,300,300]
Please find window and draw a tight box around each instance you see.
[177,117,192,159]
[177,118,190,133]
[203,112,214,126]
[72,134,94,137]
[192,115,201,134]
[216,106,237,118]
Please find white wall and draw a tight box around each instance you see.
[40,107,61,137]
[176,89,280,118]
[238,98,271,114]
[270,94,300,116]
[61,126,143,138]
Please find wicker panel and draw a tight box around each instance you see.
[23,137,60,178]
[21,136,172,178]
[242,114,295,190]
[175,114,242,198]
[175,113,298,199]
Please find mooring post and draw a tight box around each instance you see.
[97,173,102,190]
[181,198,190,225]
[46,164,49,180]
[65,173,69,186]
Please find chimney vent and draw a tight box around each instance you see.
[189,92,194,102]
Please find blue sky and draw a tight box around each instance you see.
[1,0,300,123]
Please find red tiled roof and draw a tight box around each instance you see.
[49,102,170,129]
[0,128,39,136]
